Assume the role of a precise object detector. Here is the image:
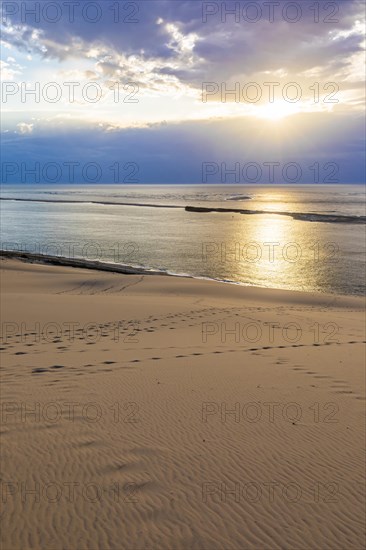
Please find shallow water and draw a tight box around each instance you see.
[1,184,365,295]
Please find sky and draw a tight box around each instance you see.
[1,0,365,184]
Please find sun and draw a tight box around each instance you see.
[255,101,300,121]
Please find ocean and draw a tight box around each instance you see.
[1,184,365,296]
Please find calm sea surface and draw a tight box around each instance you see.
[1,184,365,296]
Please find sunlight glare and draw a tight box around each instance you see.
[255,101,300,121]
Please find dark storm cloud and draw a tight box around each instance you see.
[2,112,364,183]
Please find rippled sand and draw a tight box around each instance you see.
[1,258,365,549]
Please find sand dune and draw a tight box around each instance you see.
[1,258,365,549]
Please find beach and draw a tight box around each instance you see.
[1,256,365,549]
[2,0,366,547]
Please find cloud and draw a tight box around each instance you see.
[0,58,23,80]
[2,112,364,183]
[0,0,364,186]
[16,122,34,134]
[2,1,364,91]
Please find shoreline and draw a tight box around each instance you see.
[1,250,364,304]
[0,249,170,277]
